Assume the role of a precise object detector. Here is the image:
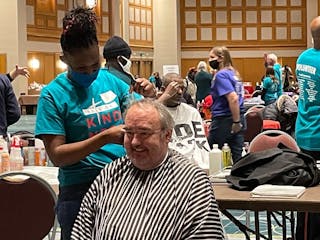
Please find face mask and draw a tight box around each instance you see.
[209,59,219,70]
[118,56,132,74]
[69,67,99,88]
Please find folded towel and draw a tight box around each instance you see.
[250,184,306,199]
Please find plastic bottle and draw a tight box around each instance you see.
[34,147,41,166]
[27,138,35,166]
[209,144,222,175]
[9,136,24,171]
[1,148,10,172]
[222,143,232,168]
[0,136,9,172]
[39,147,47,166]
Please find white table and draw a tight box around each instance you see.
[21,166,59,194]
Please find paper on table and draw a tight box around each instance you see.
[209,168,231,183]
[250,184,306,199]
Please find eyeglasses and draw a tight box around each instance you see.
[122,128,163,140]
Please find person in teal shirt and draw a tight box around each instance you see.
[264,52,283,96]
[35,7,155,240]
[261,66,280,105]
[295,16,320,240]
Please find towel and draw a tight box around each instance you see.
[250,184,306,199]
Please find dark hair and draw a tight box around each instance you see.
[60,7,98,53]
[187,67,197,82]
[266,66,278,83]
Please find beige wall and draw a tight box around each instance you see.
[153,0,180,76]
[0,0,28,96]
[1,0,319,94]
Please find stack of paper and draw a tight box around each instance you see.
[250,184,306,199]
[209,168,231,183]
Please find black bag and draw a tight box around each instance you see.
[226,148,320,190]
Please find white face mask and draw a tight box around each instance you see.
[117,56,132,74]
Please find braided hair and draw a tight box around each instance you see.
[60,7,98,53]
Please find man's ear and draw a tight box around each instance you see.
[165,129,172,142]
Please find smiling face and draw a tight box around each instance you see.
[124,104,172,170]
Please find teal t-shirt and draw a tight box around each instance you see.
[35,68,141,186]
[273,63,283,96]
[148,75,156,84]
[262,76,279,104]
[295,48,320,150]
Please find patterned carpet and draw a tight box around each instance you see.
[222,210,295,239]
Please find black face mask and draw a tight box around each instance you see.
[209,59,219,69]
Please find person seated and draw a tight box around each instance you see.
[71,99,224,240]
[184,67,197,103]
[157,73,210,169]
[261,66,281,105]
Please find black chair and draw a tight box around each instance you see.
[243,107,264,143]
[0,171,58,240]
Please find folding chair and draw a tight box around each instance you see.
[0,171,58,240]
[248,129,299,239]
[248,129,300,153]
[243,106,264,143]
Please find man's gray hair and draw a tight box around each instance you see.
[267,53,278,63]
[126,99,174,130]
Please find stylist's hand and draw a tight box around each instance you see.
[231,122,242,134]
[133,78,157,98]
[104,124,125,144]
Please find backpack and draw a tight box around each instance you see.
[226,148,320,190]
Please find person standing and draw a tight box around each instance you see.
[149,71,162,90]
[264,52,283,96]
[35,7,154,240]
[207,46,246,163]
[71,99,224,240]
[0,65,30,136]
[295,16,320,240]
[194,61,212,103]
[103,35,133,85]
[261,66,280,105]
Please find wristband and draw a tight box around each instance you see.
[6,73,13,82]
[233,121,240,123]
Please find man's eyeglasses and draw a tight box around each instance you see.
[122,128,162,139]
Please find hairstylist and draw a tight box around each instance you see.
[35,7,153,240]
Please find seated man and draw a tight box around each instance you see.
[158,73,210,169]
[71,99,224,240]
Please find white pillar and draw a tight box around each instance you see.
[307,0,319,48]
[0,0,28,96]
[153,0,180,76]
